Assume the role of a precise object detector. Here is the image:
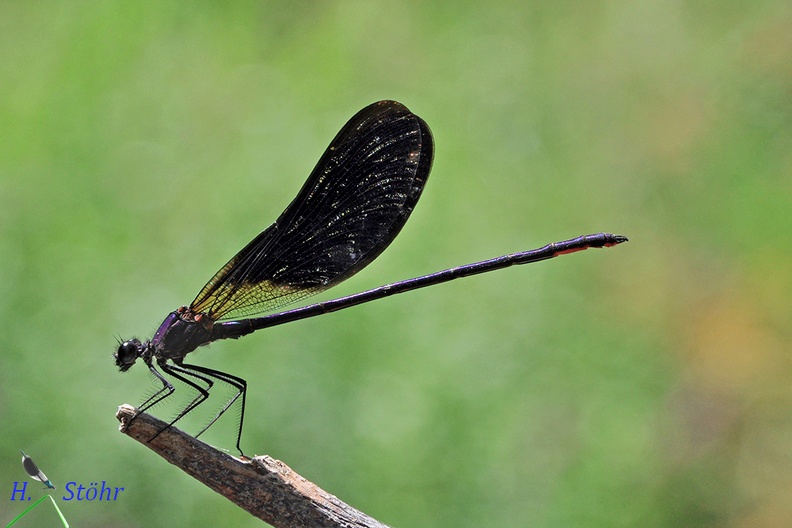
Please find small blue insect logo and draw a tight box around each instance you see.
[20,451,56,489]
[7,450,69,527]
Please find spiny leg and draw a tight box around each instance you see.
[179,362,248,456]
[126,361,176,429]
[152,361,215,440]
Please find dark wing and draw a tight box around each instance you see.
[190,100,434,320]
[21,452,48,483]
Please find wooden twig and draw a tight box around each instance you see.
[116,404,389,528]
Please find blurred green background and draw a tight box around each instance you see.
[1,2,790,527]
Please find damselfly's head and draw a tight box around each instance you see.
[115,339,144,372]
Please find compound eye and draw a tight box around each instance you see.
[115,340,140,368]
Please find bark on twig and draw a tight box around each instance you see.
[116,404,389,528]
